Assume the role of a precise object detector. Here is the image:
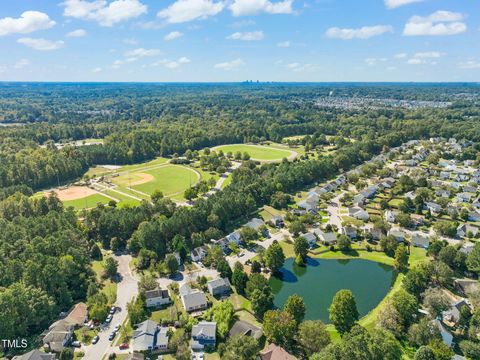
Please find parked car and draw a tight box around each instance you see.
[109,307,116,315]
[106,315,113,323]
[108,332,116,341]
[119,343,129,350]
[71,341,81,348]
[92,336,99,344]
[113,324,120,332]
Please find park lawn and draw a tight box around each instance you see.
[63,193,112,210]
[101,189,141,207]
[115,185,151,201]
[114,157,169,173]
[214,144,293,161]
[221,174,233,188]
[311,245,395,267]
[266,142,306,156]
[409,247,428,268]
[193,165,220,184]
[132,165,199,197]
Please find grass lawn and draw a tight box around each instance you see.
[213,144,293,161]
[74,327,98,345]
[312,246,394,267]
[100,189,141,207]
[258,205,283,221]
[149,305,179,323]
[91,259,117,304]
[130,165,199,197]
[63,193,112,210]
[388,198,403,208]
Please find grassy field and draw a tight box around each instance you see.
[112,165,198,198]
[214,144,294,161]
[63,193,113,210]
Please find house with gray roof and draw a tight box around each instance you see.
[411,234,430,249]
[457,224,479,238]
[12,350,56,360]
[299,232,317,248]
[228,320,262,340]
[245,218,265,231]
[145,288,171,308]
[314,230,337,244]
[433,319,453,348]
[207,278,231,297]
[191,322,216,350]
[191,246,209,262]
[42,320,74,353]
[132,320,169,352]
[180,285,208,313]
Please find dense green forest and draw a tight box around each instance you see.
[1,83,480,354]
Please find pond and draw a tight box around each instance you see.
[269,258,396,322]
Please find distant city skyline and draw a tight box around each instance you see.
[0,0,478,82]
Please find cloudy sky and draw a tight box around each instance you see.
[0,0,478,82]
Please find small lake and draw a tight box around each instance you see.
[270,258,395,322]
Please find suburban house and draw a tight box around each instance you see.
[363,224,382,241]
[132,319,168,352]
[191,246,209,262]
[454,278,479,297]
[460,243,475,255]
[64,302,88,326]
[384,210,396,223]
[425,202,442,215]
[42,320,74,353]
[315,229,337,244]
[145,288,171,308]
[12,350,56,360]
[297,196,318,214]
[348,207,369,221]
[270,215,285,228]
[457,224,479,238]
[299,232,317,248]
[207,277,231,297]
[245,218,265,231]
[442,299,471,326]
[191,321,216,350]
[258,343,297,360]
[228,320,262,340]
[456,192,473,203]
[468,211,480,222]
[342,225,358,239]
[411,234,430,249]
[226,231,242,245]
[180,284,208,313]
[388,229,406,243]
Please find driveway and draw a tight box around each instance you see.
[82,254,138,360]
[327,193,344,231]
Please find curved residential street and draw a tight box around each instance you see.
[82,254,138,360]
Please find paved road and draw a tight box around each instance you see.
[82,254,138,360]
[327,193,344,231]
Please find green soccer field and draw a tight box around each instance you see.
[131,165,200,197]
[213,144,294,161]
[63,193,113,210]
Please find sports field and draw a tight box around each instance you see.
[213,144,295,161]
[112,164,199,197]
[62,193,113,210]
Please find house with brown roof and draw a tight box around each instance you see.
[258,343,297,360]
[64,302,88,326]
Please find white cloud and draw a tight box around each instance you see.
[403,10,466,36]
[164,31,184,41]
[364,57,387,66]
[157,0,224,24]
[62,0,147,27]
[0,11,55,36]
[286,62,317,72]
[14,59,30,69]
[385,0,422,9]
[230,0,293,16]
[227,31,264,41]
[66,28,87,37]
[112,59,124,68]
[92,67,102,72]
[152,57,191,69]
[394,53,407,59]
[407,51,444,65]
[125,47,161,61]
[214,58,245,70]
[458,60,480,70]
[413,51,443,58]
[325,25,393,40]
[17,37,64,51]
[277,40,290,48]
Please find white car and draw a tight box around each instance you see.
[113,324,120,332]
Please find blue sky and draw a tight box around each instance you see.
[0,0,478,82]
